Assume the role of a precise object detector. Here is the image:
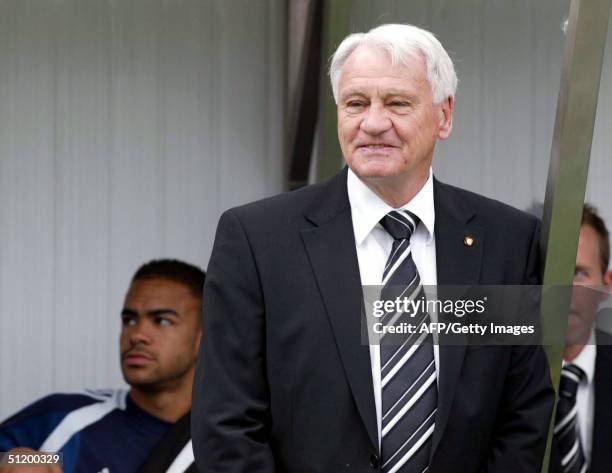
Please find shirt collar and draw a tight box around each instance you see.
[563,329,596,384]
[347,168,435,245]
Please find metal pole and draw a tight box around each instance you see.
[540,0,611,471]
[315,0,352,183]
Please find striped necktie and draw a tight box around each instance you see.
[379,210,437,473]
[554,364,587,473]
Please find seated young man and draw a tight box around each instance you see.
[0,259,204,473]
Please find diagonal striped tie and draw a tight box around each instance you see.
[379,210,437,473]
[554,364,588,473]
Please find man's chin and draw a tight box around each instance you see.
[565,315,592,346]
[348,159,429,184]
[122,368,159,389]
[352,168,406,185]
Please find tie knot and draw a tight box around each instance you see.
[559,364,585,399]
[380,210,420,241]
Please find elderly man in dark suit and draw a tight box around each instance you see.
[549,204,612,473]
[192,23,554,473]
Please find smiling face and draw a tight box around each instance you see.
[337,46,453,203]
[119,278,202,393]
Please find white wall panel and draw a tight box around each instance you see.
[53,0,114,391]
[0,0,286,419]
[479,1,537,206]
[0,0,58,417]
[587,9,612,249]
[215,0,285,209]
[428,0,486,193]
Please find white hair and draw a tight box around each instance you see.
[329,23,458,104]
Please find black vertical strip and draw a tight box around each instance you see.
[288,0,324,190]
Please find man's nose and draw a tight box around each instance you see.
[128,321,152,345]
[360,104,391,135]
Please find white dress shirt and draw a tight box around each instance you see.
[347,167,438,447]
[563,330,596,463]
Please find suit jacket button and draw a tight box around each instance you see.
[369,454,380,468]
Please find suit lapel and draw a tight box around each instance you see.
[431,179,484,457]
[300,169,378,451]
[590,331,612,473]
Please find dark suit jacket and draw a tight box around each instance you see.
[549,329,612,473]
[192,168,554,473]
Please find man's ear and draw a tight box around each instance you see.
[597,269,612,304]
[195,327,203,354]
[604,270,612,294]
[438,96,454,140]
[193,304,203,355]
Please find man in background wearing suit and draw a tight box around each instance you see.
[550,204,612,473]
[193,23,554,473]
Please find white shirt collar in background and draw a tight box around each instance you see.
[567,330,596,383]
[563,329,596,463]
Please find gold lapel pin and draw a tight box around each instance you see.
[464,236,475,247]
